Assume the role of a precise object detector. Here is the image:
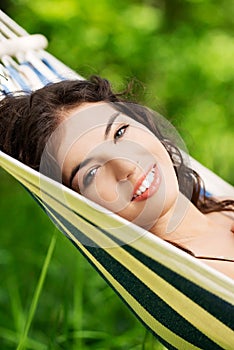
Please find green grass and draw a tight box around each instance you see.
[0,169,164,349]
[17,232,57,350]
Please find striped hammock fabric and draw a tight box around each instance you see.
[0,10,234,350]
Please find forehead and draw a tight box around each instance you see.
[55,102,125,165]
[64,102,117,136]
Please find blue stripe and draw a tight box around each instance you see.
[22,62,51,85]
[41,57,66,80]
[5,65,31,91]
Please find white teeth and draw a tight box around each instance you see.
[142,179,150,187]
[133,167,156,199]
[139,185,146,192]
[148,173,154,182]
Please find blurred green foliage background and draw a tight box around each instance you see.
[0,0,233,349]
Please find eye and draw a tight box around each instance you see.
[83,167,99,187]
[114,124,129,143]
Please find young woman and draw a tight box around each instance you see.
[0,76,233,278]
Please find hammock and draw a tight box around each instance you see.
[0,10,234,350]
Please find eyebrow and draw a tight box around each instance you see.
[104,112,120,139]
[69,112,120,187]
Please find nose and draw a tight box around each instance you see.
[108,158,136,182]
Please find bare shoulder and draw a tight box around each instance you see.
[205,203,234,231]
[201,259,234,280]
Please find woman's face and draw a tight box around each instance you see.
[56,102,179,231]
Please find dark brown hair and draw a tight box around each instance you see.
[0,75,233,214]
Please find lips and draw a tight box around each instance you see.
[131,164,160,202]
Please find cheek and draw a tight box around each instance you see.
[94,176,117,203]
[83,173,133,214]
[82,171,119,207]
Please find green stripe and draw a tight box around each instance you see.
[43,201,225,350]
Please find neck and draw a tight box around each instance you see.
[151,193,206,238]
[150,192,234,258]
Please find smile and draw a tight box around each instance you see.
[131,164,160,202]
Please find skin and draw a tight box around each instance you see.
[52,102,234,279]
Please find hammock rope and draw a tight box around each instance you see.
[0,10,234,350]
